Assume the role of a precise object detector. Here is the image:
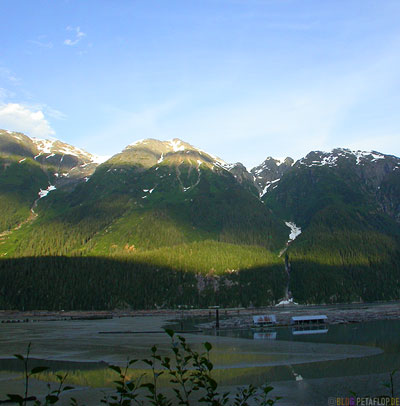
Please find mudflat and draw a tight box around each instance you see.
[0,308,388,405]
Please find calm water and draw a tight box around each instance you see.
[1,318,400,389]
[209,319,400,382]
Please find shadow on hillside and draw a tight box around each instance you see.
[1,256,399,310]
[0,256,286,310]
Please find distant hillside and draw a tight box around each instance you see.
[263,148,400,303]
[0,131,399,309]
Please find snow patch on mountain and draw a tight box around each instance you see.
[169,139,185,152]
[38,185,56,199]
[260,178,280,197]
[275,298,298,306]
[353,150,385,164]
[253,157,288,174]
[91,154,110,164]
[32,137,55,154]
[11,133,24,141]
[31,136,107,164]
[285,222,301,242]
[299,148,388,168]
[127,139,145,147]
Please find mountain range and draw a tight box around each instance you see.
[0,128,399,310]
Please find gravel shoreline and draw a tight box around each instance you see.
[198,302,400,329]
[1,301,400,327]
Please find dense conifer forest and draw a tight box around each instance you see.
[1,132,400,309]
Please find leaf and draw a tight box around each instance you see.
[7,394,25,403]
[209,378,218,391]
[30,366,50,375]
[126,381,135,391]
[204,342,212,351]
[108,365,122,374]
[141,383,155,393]
[46,395,59,404]
[263,385,274,395]
[165,329,174,338]
[13,354,24,361]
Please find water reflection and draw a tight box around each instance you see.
[252,325,329,339]
[292,325,328,335]
[1,319,400,390]
[204,318,400,354]
[253,331,277,340]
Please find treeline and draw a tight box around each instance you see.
[287,223,400,303]
[0,256,287,310]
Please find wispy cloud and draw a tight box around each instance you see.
[64,26,86,46]
[0,87,16,101]
[28,35,53,49]
[25,103,67,121]
[0,103,55,138]
[44,106,67,120]
[0,66,20,84]
[28,39,53,49]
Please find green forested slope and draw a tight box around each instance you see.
[1,135,400,309]
[0,157,53,232]
[0,144,289,309]
[264,156,400,304]
[0,160,288,256]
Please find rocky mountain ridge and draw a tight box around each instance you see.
[3,129,398,202]
[1,129,400,307]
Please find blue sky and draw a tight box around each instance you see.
[1,0,400,168]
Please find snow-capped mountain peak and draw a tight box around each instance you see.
[297,148,391,169]
[31,136,102,164]
[119,138,230,171]
[251,156,294,197]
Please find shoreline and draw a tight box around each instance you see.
[1,301,400,326]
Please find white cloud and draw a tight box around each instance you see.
[0,103,55,138]
[64,26,86,46]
